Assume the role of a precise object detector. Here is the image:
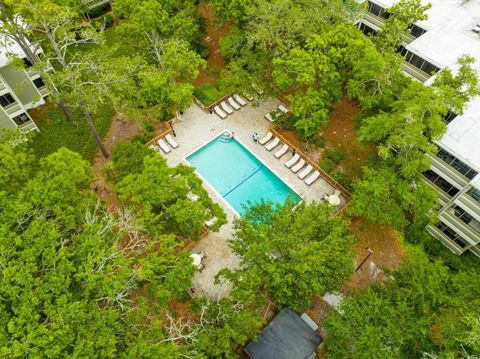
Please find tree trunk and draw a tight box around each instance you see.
[10,27,77,121]
[58,98,74,121]
[79,99,109,158]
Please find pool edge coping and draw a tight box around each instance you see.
[182,128,303,217]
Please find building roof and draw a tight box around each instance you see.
[0,35,27,68]
[371,0,480,186]
[244,308,322,359]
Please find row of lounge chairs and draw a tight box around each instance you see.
[213,94,247,119]
[265,104,289,122]
[153,134,179,154]
[258,131,320,186]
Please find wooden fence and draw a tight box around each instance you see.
[193,92,234,114]
[269,126,351,206]
[146,121,173,147]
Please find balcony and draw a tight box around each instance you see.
[426,225,464,255]
[423,178,449,206]
[3,102,22,116]
[429,155,470,190]
[38,86,49,97]
[469,244,480,257]
[454,193,480,222]
[18,119,39,133]
[82,0,110,10]
[440,210,480,246]
[361,12,385,29]
[401,62,431,82]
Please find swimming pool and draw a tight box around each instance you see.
[185,132,300,215]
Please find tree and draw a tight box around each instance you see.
[130,39,204,120]
[220,200,355,310]
[351,57,480,229]
[272,33,344,140]
[111,141,155,181]
[350,165,438,229]
[0,129,33,195]
[0,0,75,119]
[192,298,265,359]
[114,0,202,63]
[373,0,431,54]
[324,245,480,358]
[0,143,197,356]
[216,0,350,99]
[9,0,139,158]
[115,154,227,239]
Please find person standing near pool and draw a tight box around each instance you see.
[252,132,259,143]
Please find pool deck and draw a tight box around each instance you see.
[161,99,344,298]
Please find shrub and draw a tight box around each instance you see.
[320,159,336,173]
[331,170,352,191]
[313,135,326,148]
[131,135,147,144]
[111,141,153,181]
[91,13,114,31]
[324,147,344,163]
[193,82,231,106]
[30,103,114,163]
[198,46,209,59]
[143,122,154,138]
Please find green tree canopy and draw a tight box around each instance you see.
[114,154,226,239]
[0,145,196,357]
[220,200,355,310]
[325,246,480,358]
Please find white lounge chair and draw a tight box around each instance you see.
[333,189,341,197]
[157,139,171,154]
[228,97,241,110]
[298,164,313,179]
[274,144,289,158]
[291,159,305,173]
[278,104,289,114]
[259,131,273,145]
[264,113,274,122]
[221,101,233,114]
[265,137,280,151]
[305,171,320,185]
[165,134,178,149]
[234,94,247,106]
[285,153,300,168]
[214,105,227,119]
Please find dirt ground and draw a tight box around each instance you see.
[322,98,371,181]
[275,97,372,184]
[344,218,405,292]
[193,5,230,86]
[90,113,168,211]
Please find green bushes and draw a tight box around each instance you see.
[320,147,343,172]
[110,141,154,182]
[30,103,115,163]
[91,13,114,31]
[193,82,231,106]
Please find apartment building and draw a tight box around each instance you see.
[0,37,49,133]
[357,0,480,256]
[82,0,111,10]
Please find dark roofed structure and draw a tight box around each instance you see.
[245,308,322,359]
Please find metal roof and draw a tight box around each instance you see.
[244,308,322,359]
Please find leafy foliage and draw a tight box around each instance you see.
[325,246,480,358]
[114,154,227,239]
[221,200,355,310]
[30,103,114,162]
[352,56,480,229]
[0,144,196,357]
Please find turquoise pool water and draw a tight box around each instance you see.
[186,133,300,215]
